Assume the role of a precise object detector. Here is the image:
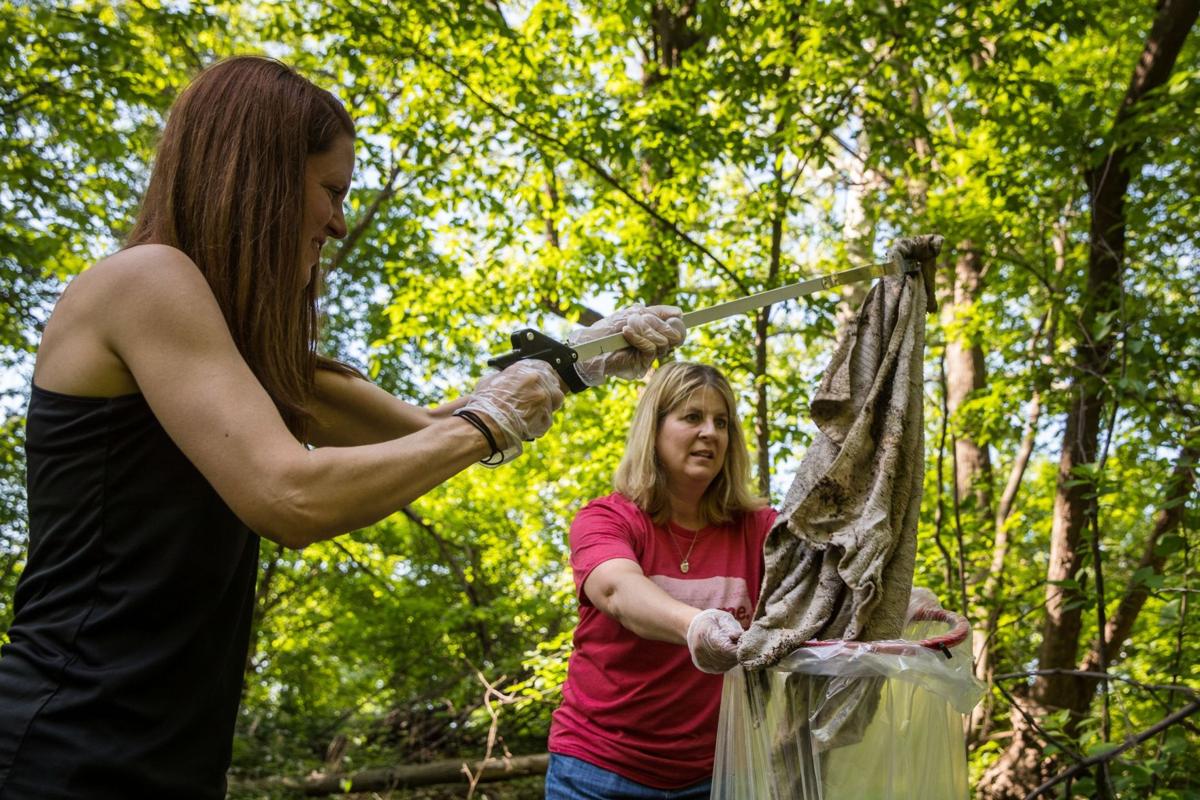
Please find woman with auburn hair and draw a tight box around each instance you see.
[547,362,775,799]
[0,56,682,800]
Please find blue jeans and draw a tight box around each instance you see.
[544,754,712,799]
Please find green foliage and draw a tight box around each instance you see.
[1,1,1197,796]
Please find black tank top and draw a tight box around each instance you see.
[0,386,260,799]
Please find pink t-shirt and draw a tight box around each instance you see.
[549,492,777,789]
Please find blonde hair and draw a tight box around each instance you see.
[614,362,765,526]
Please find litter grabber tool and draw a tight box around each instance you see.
[488,249,928,393]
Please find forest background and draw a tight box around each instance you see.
[1,1,1197,798]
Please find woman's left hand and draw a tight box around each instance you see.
[570,304,685,386]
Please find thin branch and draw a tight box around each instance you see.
[332,540,399,597]
[536,154,604,325]
[327,152,415,274]
[781,37,901,199]
[949,429,969,616]
[1085,274,1130,796]
[399,507,495,663]
[1081,444,1198,672]
[995,668,1200,705]
[933,353,956,590]
[1156,531,1195,792]
[400,507,487,619]
[402,44,750,294]
[1024,701,1200,800]
[131,0,204,71]
[463,666,519,799]
[991,680,1084,763]
[986,245,1064,297]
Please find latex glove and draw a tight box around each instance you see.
[904,586,943,623]
[686,608,744,674]
[460,360,565,464]
[569,304,686,386]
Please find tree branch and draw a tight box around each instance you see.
[995,668,1200,714]
[1078,444,1198,675]
[244,752,550,796]
[402,45,750,294]
[932,352,956,590]
[400,506,492,660]
[1024,701,1200,800]
[327,155,412,275]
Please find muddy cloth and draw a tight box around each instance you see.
[739,235,940,671]
[735,236,939,754]
[733,236,938,757]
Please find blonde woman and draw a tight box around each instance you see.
[547,362,775,799]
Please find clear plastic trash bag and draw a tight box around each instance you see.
[712,589,985,800]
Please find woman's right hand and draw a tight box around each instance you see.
[460,360,566,454]
[686,608,744,673]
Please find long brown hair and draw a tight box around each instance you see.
[126,56,355,436]
[614,362,766,527]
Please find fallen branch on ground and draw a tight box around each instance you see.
[240,753,549,797]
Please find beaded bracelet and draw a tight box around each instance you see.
[453,408,505,466]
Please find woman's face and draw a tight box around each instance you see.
[300,134,355,283]
[655,386,730,494]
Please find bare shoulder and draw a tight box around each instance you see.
[79,244,208,300]
[35,244,219,397]
[53,244,210,323]
[82,245,228,342]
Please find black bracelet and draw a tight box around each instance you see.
[453,409,504,466]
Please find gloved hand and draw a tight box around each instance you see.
[904,586,943,623]
[569,304,686,386]
[460,360,565,465]
[686,608,744,674]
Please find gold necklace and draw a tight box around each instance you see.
[666,524,704,574]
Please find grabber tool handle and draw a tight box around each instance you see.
[486,328,590,394]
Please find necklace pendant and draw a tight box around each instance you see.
[680,560,689,573]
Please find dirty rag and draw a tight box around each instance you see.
[736,234,939,750]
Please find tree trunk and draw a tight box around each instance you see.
[637,3,704,306]
[979,3,1199,795]
[943,244,993,517]
[242,545,281,696]
[972,217,1064,737]
[1034,0,1199,716]
[971,368,1040,740]
[941,244,994,730]
[753,193,785,495]
[981,445,1198,798]
[978,696,1056,800]
[754,306,770,495]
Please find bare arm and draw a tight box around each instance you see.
[95,245,506,548]
[306,368,466,447]
[582,558,701,644]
